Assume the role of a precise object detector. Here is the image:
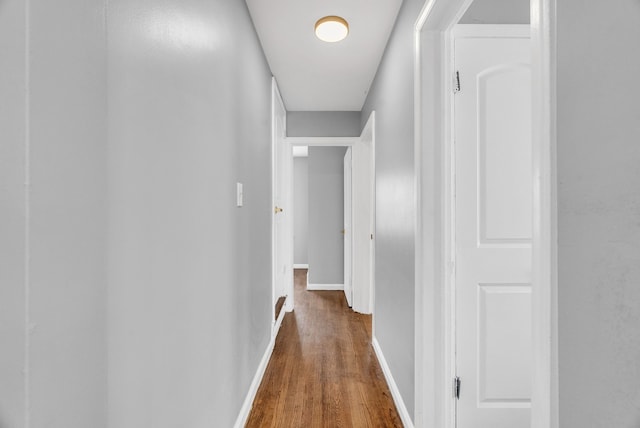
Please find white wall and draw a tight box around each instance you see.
[459,0,530,24]
[107,0,273,427]
[360,0,424,419]
[557,1,640,425]
[308,147,347,284]
[294,157,309,265]
[287,111,362,137]
[0,0,109,426]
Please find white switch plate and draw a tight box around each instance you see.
[236,182,243,207]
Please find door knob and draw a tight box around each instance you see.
[275,206,283,214]
[341,229,346,235]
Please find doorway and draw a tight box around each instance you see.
[453,23,532,428]
[272,79,292,337]
[414,0,557,427]
[279,113,376,318]
[305,145,349,293]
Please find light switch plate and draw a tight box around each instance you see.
[236,182,243,207]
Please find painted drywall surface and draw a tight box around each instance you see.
[294,157,309,265]
[361,0,424,419]
[28,0,109,425]
[557,1,640,426]
[107,0,272,426]
[308,147,347,284]
[287,111,362,137]
[0,0,108,426]
[0,0,27,426]
[459,0,530,24]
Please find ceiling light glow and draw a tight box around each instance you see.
[315,16,349,43]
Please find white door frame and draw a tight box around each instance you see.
[413,1,558,428]
[286,112,376,317]
[344,147,354,307]
[340,129,376,315]
[285,137,357,315]
[360,110,376,320]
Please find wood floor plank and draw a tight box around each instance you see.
[246,269,403,427]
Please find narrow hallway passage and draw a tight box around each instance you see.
[246,269,402,427]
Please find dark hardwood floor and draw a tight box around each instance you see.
[246,269,403,427]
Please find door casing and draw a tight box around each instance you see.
[413,1,558,428]
[352,112,375,315]
[344,147,353,307]
[271,78,292,339]
[285,111,376,317]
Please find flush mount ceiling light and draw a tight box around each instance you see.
[314,16,349,43]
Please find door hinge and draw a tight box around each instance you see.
[454,71,461,93]
[454,376,461,400]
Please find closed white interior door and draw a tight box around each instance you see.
[453,26,532,428]
[273,82,292,312]
[344,147,353,307]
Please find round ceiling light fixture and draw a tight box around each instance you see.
[314,16,349,43]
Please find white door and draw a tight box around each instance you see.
[272,80,293,316]
[352,112,375,314]
[343,147,353,307]
[454,26,532,428]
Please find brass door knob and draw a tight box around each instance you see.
[275,206,283,214]
[341,229,346,235]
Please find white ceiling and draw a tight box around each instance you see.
[245,0,403,112]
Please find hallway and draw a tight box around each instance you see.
[3,0,640,425]
[246,269,402,427]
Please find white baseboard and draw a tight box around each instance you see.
[233,335,276,428]
[306,283,344,291]
[293,264,309,269]
[372,337,414,428]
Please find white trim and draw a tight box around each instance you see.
[292,145,308,157]
[368,111,377,338]
[233,336,276,428]
[306,283,344,291]
[286,137,360,147]
[372,338,414,428]
[293,263,309,269]
[414,1,558,427]
[452,24,531,38]
[352,111,376,315]
[272,78,294,315]
[271,77,278,322]
[414,2,469,425]
[531,0,559,426]
[285,140,294,313]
